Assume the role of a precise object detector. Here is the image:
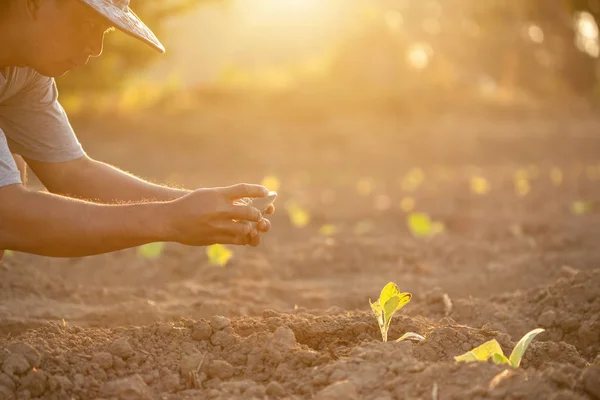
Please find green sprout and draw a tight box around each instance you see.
[369,282,412,342]
[455,328,544,368]
[137,242,165,259]
[207,244,233,267]
[407,212,444,238]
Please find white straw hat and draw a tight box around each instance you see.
[82,0,165,53]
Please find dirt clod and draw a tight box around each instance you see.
[2,354,29,376]
[100,374,151,400]
[208,360,234,380]
[20,368,48,397]
[109,337,135,360]
[582,366,600,400]
[266,381,286,398]
[92,351,114,370]
[210,316,231,331]
[315,380,358,400]
[191,322,213,341]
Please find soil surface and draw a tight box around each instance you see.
[1,104,600,399]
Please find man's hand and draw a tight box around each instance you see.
[167,183,273,247]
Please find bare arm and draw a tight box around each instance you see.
[25,155,189,203]
[0,183,270,258]
[0,184,170,257]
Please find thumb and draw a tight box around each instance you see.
[221,183,268,200]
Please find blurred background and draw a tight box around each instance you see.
[57,0,600,115]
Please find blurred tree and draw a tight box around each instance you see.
[57,0,222,94]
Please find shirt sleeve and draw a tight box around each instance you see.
[0,128,22,188]
[0,68,86,163]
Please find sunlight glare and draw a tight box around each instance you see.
[407,43,432,69]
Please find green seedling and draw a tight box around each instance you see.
[407,212,444,238]
[137,242,165,259]
[369,282,412,342]
[455,328,544,368]
[285,201,310,228]
[207,244,232,267]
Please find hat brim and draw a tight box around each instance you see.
[82,0,165,54]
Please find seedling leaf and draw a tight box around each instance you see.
[509,328,544,367]
[454,339,505,363]
[369,282,412,342]
[137,242,165,259]
[396,332,425,343]
[492,353,511,365]
[207,244,233,267]
[407,212,432,237]
[285,202,310,228]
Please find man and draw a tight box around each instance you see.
[0,0,274,260]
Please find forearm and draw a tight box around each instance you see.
[30,157,190,203]
[0,184,173,257]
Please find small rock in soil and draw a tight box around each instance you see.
[20,368,48,398]
[191,322,213,341]
[2,354,29,375]
[582,366,600,400]
[100,374,151,400]
[210,315,231,331]
[272,326,296,351]
[92,352,114,370]
[315,380,358,400]
[109,337,134,360]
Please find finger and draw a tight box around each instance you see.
[264,204,276,215]
[248,232,261,247]
[257,218,271,233]
[224,204,262,222]
[214,220,253,236]
[212,234,251,246]
[221,183,268,200]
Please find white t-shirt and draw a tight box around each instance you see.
[0,67,86,187]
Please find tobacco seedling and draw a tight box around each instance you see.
[454,328,544,368]
[207,244,233,267]
[369,282,412,342]
[137,242,165,259]
[407,212,444,238]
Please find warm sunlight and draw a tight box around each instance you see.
[236,0,333,22]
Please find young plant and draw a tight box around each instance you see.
[206,244,233,267]
[369,282,412,342]
[137,242,165,259]
[454,328,544,368]
[407,212,445,238]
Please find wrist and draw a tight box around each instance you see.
[146,201,177,243]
